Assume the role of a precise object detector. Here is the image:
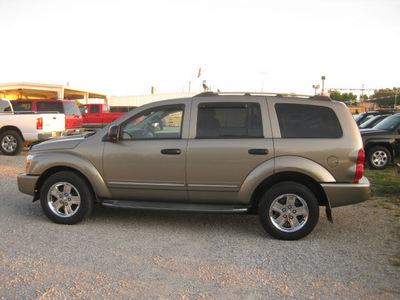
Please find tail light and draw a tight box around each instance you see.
[36,117,43,130]
[355,149,365,182]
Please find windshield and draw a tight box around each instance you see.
[359,115,387,129]
[374,115,400,131]
[354,113,366,123]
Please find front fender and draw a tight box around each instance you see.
[29,152,111,199]
[237,156,335,203]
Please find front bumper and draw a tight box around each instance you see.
[17,173,39,197]
[321,176,370,208]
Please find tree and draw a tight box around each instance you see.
[328,90,357,103]
[371,88,397,108]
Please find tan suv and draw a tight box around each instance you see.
[17,92,370,240]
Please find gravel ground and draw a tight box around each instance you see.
[0,152,399,299]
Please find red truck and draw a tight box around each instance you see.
[11,99,83,135]
[79,103,127,128]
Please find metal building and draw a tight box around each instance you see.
[108,92,196,107]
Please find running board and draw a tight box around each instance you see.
[102,200,249,214]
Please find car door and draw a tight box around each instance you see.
[186,96,274,204]
[102,100,191,202]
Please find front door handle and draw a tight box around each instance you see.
[248,149,269,155]
[161,149,182,155]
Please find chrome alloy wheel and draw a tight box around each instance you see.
[1,134,17,153]
[371,150,388,167]
[269,193,309,232]
[47,182,81,218]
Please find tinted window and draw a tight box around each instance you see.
[103,105,110,113]
[11,101,31,111]
[80,105,89,114]
[374,115,400,131]
[196,103,263,138]
[63,102,81,116]
[0,100,12,112]
[275,103,342,138]
[90,105,100,114]
[37,102,64,113]
[120,105,184,140]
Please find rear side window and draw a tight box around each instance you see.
[275,103,342,138]
[63,102,81,116]
[0,100,12,112]
[37,102,64,113]
[90,105,100,113]
[11,101,32,111]
[197,102,263,138]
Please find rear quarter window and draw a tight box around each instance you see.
[37,102,64,113]
[275,103,342,138]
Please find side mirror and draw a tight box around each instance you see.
[108,125,119,142]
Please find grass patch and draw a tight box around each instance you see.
[364,165,400,207]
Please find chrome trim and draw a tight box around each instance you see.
[188,184,239,188]
[108,181,185,187]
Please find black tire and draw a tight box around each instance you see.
[0,130,24,155]
[367,146,391,170]
[40,171,93,224]
[259,182,319,240]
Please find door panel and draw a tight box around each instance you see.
[186,96,273,204]
[103,139,188,201]
[102,102,190,202]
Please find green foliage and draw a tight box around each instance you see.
[372,88,398,108]
[328,90,357,102]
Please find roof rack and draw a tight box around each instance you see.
[195,91,332,101]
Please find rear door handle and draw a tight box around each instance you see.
[248,149,269,155]
[161,149,182,155]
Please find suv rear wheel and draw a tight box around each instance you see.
[259,182,319,240]
[40,171,93,224]
[0,130,23,155]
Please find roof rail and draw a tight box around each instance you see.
[195,91,332,101]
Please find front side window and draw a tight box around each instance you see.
[275,103,342,138]
[196,102,263,138]
[79,105,89,114]
[120,105,184,140]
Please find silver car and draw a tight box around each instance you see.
[17,92,370,240]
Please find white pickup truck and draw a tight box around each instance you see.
[0,98,65,155]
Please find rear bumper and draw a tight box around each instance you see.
[17,173,39,197]
[321,176,370,208]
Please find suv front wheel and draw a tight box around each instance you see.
[40,171,93,224]
[259,182,319,240]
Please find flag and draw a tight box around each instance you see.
[197,68,201,78]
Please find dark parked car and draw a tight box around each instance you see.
[359,114,390,129]
[355,110,397,126]
[361,114,400,169]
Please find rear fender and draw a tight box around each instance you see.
[238,156,335,203]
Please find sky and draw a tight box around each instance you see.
[0,0,399,97]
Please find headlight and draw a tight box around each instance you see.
[25,155,33,174]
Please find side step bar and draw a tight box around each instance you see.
[102,200,249,214]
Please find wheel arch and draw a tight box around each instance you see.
[0,126,24,140]
[249,171,328,212]
[34,166,97,203]
[30,152,111,201]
